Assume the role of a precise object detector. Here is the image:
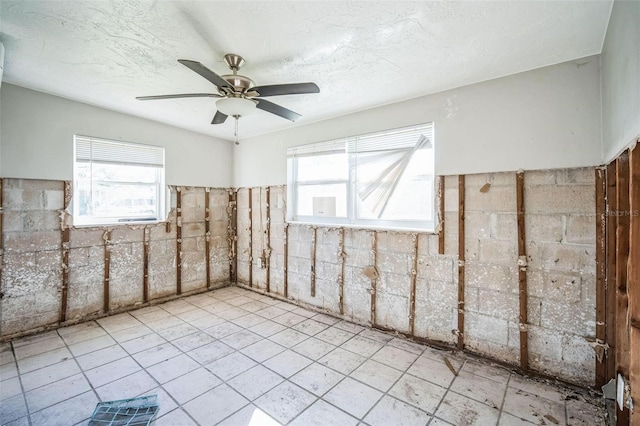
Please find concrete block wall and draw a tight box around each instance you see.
[236,167,597,386]
[0,179,231,339]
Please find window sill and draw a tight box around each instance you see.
[286,220,436,234]
[72,219,167,228]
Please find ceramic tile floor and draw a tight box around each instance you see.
[0,286,606,426]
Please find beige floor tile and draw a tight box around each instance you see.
[220,330,263,349]
[333,320,365,334]
[12,331,59,348]
[205,352,257,381]
[17,347,72,374]
[0,344,15,366]
[407,355,457,388]
[291,400,358,426]
[154,408,198,426]
[13,336,65,360]
[171,331,216,352]
[163,367,222,404]
[249,320,287,337]
[146,354,200,384]
[255,305,288,319]
[139,388,178,419]
[0,362,18,380]
[292,318,330,336]
[240,339,285,363]
[84,357,141,388]
[189,313,228,329]
[290,362,344,396]
[435,390,500,425]
[75,345,128,371]
[503,387,567,425]
[255,381,317,424]
[228,365,284,401]
[146,316,188,332]
[359,328,394,343]
[231,313,268,328]
[133,342,181,367]
[292,337,336,360]
[312,313,341,325]
[25,373,91,413]
[272,311,307,327]
[59,326,107,346]
[341,335,385,357]
[318,347,366,375]
[371,345,419,371]
[450,370,507,409]
[0,394,28,425]
[459,359,512,383]
[204,322,243,339]
[316,327,356,346]
[95,370,158,401]
[68,334,117,357]
[389,374,447,414]
[508,375,568,403]
[269,329,309,347]
[110,324,154,343]
[0,377,22,401]
[386,337,426,355]
[263,349,313,378]
[498,412,536,425]
[217,405,281,426]
[566,396,606,424]
[20,358,80,391]
[183,384,249,425]
[96,313,140,333]
[350,359,403,392]
[187,341,235,365]
[324,377,382,419]
[155,322,199,341]
[364,395,432,426]
[30,390,97,426]
[120,332,167,354]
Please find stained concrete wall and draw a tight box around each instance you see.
[236,168,597,386]
[601,0,640,162]
[0,179,230,338]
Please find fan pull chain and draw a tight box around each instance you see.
[234,116,239,145]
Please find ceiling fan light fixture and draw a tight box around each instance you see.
[216,97,256,117]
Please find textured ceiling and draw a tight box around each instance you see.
[0,1,612,142]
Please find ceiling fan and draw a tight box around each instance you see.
[137,53,319,125]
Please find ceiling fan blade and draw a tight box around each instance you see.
[252,83,319,97]
[178,59,235,92]
[256,99,302,122]
[136,93,222,100]
[212,111,228,124]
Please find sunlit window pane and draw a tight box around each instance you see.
[296,184,347,217]
[296,153,348,182]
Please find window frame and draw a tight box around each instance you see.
[287,123,436,232]
[72,135,167,227]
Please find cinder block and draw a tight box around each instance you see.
[463,173,491,189]
[478,238,517,265]
[490,213,517,240]
[416,256,454,283]
[525,185,594,214]
[465,312,509,345]
[444,187,459,212]
[566,215,595,245]
[561,334,595,386]
[377,251,412,275]
[525,170,557,186]
[556,168,595,185]
[70,229,106,248]
[464,212,491,238]
[45,190,64,210]
[377,232,414,253]
[465,184,516,213]
[534,243,596,275]
[525,214,564,243]
[5,230,61,252]
[378,271,411,297]
[20,189,45,211]
[465,261,517,292]
[540,299,593,336]
[476,289,519,321]
[375,289,410,333]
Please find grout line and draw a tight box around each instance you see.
[495,373,513,425]
[9,342,33,426]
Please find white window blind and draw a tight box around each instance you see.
[286,139,346,158]
[75,136,164,167]
[347,123,433,153]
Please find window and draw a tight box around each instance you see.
[73,135,166,226]
[287,123,435,231]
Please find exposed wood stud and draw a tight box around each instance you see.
[284,223,289,298]
[605,161,618,382]
[438,176,445,255]
[143,226,150,302]
[227,189,238,284]
[310,226,317,297]
[595,167,607,386]
[176,186,183,295]
[409,233,419,336]
[516,171,529,371]
[265,187,271,293]
[615,152,631,426]
[338,228,346,315]
[457,175,465,351]
[370,230,378,327]
[103,230,111,313]
[60,181,71,323]
[628,144,640,426]
[204,188,211,289]
[248,188,253,287]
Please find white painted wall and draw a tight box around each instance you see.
[233,56,602,187]
[0,84,233,187]
[601,0,640,163]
